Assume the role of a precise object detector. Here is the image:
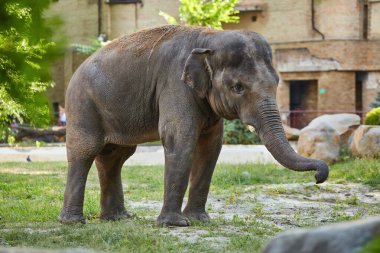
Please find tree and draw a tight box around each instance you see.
[160,0,240,30]
[0,0,63,140]
[370,92,380,109]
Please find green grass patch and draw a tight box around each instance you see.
[213,157,380,190]
[0,158,379,252]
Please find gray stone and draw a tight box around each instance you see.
[298,122,340,164]
[306,114,360,143]
[262,217,380,253]
[349,125,380,157]
[283,124,300,141]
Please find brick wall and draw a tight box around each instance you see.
[315,0,362,40]
[278,71,356,114]
[272,40,380,71]
[362,72,380,112]
[369,1,380,39]
[47,52,89,107]
[46,0,179,105]
[224,0,313,43]
[46,0,380,118]
[46,0,98,44]
[106,0,179,39]
[224,0,364,43]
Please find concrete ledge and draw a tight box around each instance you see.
[0,145,279,165]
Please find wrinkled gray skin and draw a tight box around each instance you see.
[60,25,329,226]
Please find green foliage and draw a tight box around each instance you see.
[223,119,261,144]
[364,107,380,125]
[370,92,380,108]
[160,0,240,30]
[359,236,380,253]
[0,0,63,140]
[72,39,103,54]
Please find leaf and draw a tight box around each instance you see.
[159,11,178,25]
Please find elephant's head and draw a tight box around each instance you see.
[181,30,328,184]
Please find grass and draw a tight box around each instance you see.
[0,158,379,252]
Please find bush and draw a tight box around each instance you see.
[364,107,380,125]
[223,119,261,144]
[370,92,380,108]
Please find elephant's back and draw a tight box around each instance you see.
[102,25,209,56]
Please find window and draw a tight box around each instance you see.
[363,2,368,39]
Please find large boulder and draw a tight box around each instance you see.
[298,122,340,164]
[262,217,380,253]
[349,125,380,157]
[282,124,300,141]
[306,114,360,143]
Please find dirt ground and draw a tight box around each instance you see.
[128,183,380,248]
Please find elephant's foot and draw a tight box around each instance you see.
[156,212,190,227]
[59,210,86,224]
[100,209,132,221]
[183,209,210,222]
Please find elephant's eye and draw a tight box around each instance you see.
[231,83,245,94]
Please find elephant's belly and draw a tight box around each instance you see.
[104,123,160,146]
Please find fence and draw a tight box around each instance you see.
[279,110,366,129]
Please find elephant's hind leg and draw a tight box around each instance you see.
[95,144,137,220]
[60,130,103,224]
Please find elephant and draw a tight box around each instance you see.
[60,25,329,227]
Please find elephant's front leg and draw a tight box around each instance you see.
[157,121,198,227]
[183,120,223,222]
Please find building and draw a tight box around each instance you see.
[225,0,380,128]
[47,0,380,128]
[46,0,179,116]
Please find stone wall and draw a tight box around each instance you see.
[224,0,368,43]
[46,0,179,105]
[315,0,362,40]
[47,0,179,43]
[47,52,90,107]
[362,72,380,112]
[224,0,313,43]
[106,0,179,39]
[369,1,380,40]
[46,0,380,116]
[318,71,356,112]
[277,71,357,125]
[272,40,380,71]
[46,0,98,45]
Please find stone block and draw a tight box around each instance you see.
[298,122,340,164]
[262,217,380,253]
[349,125,380,157]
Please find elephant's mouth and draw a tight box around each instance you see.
[239,114,261,136]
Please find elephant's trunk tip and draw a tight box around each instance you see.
[315,160,329,184]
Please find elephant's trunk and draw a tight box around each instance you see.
[254,98,328,184]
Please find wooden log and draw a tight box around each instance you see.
[14,126,66,142]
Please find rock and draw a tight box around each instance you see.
[349,125,380,157]
[298,122,340,164]
[282,124,300,141]
[262,217,380,253]
[306,114,360,144]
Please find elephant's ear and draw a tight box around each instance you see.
[181,48,213,98]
